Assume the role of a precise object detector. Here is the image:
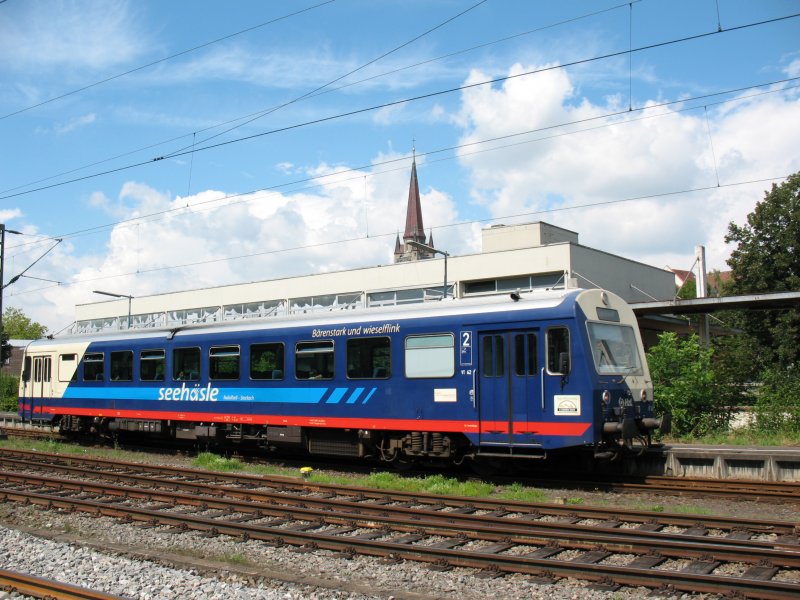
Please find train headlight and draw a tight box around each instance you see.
[602,390,611,404]
[640,389,648,402]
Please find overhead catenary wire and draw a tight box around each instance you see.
[6,74,798,258]
[0,0,637,198]
[2,11,797,203]
[0,0,339,121]
[162,0,490,159]
[4,174,791,299]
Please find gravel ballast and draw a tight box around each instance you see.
[0,504,712,600]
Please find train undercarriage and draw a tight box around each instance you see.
[52,412,668,466]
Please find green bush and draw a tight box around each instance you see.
[0,374,18,412]
[753,367,800,435]
[646,333,721,436]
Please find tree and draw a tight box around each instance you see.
[2,307,48,340]
[725,172,800,367]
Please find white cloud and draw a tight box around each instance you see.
[454,62,800,272]
[55,113,97,135]
[0,1,148,72]
[10,152,460,331]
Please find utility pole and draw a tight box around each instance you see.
[696,245,710,346]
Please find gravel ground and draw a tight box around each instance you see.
[0,496,743,600]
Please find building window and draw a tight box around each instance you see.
[367,286,453,307]
[58,354,78,382]
[110,350,133,381]
[224,300,286,321]
[210,345,240,380]
[347,337,391,379]
[405,334,454,378]
[464,272,564,296]
[173,347,201,381]
[83,352,104,381]
[140,349,166,381]
[295,341,334,380]
[289,293,362,315]
[250,343,284,380]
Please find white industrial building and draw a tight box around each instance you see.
[74,160,675,334]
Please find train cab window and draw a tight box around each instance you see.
[481,335,504,377]
[210,345,240,380]
[250,343,284,380]
[58,354,78,382]
[295,340,334,380]
[405,334,455,378]
[173,347,200,381]
[546,327,570,375]
[83,352,105,381]
[347,337,391,379]
[140,350,166,381]
[587,322,642,375]
[514,333,538,376]
[22,356,31,382]
[110,350,133,381]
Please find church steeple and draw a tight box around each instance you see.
[403,157,426,245]
[394,147,434,263]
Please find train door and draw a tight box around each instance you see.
[541,326,589,441]
[22,354,53,420]
[478,330,540,445]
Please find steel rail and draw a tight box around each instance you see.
[0,448,795,535]
[0,486,798,600]
[1,468,798,568]
[0,568,130,600]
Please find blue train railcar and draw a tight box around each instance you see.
[18,288,668,463]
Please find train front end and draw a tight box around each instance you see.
[575,289,670,454]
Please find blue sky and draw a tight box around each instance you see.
[1,0,798,331]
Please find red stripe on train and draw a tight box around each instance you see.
[27,406,591,436]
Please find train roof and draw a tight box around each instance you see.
[27,288,595,349]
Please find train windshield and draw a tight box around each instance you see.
[586,322,643,375]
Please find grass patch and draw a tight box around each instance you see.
[665,429,800,447]
[637,504,665,512]
[496,482,548,503]
[192,452,246,472]
[564,497,584,505]
[308,470,494,497]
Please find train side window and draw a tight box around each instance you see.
[43,357,51,382]
[481,335,504,377]
[295,340,334,380]
[250,343,284,380]
[347,337,391,379]
[405,333,455,378]
[33,358,42,382]
[173,347,200,381]
[110,350,133,381]
[514,333,538,376]
[22,356,31,382]
[83,352,105,381]
[140,350,166,381]
[546,327,570,375]
[210,345,240,380]
[58,354,78,382]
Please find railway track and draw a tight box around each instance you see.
[3,423,799,501]
[0,448,798,598]
[0,567,129,600]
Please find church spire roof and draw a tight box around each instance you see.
[403,157,426,244]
